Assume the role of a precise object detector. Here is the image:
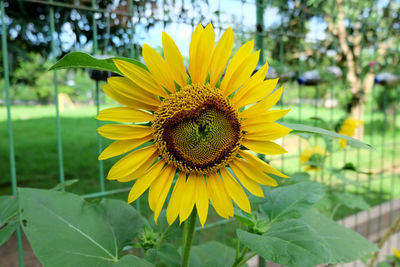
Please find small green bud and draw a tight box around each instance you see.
[139,227,159,250]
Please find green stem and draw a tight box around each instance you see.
[181,209,197,267]
[368,214,400,267]
[232,247,249,267]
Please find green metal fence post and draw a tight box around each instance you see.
[91,0,105,192]
[1,1,24,265]
[255,0,264,64]
[49,0,65,191]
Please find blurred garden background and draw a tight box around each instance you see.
[1,0,400,266]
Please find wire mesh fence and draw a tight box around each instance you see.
[1,0,400,266]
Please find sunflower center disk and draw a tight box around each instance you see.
[152,84,243,174]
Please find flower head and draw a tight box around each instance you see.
[337,118,363,148]
[394,248,400,260]
[97,24,291,226]
[300,146,327,172]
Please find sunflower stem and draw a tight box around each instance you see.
[181,209,197,267]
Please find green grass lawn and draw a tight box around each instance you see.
[1,102,399,220]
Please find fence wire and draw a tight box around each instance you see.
[1,0,400,266]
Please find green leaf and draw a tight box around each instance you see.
[48,52,146,75]
[280,122,372,149]
[234,208,256,227]
[237,220,327,267]
[95,199,142,249]
[18,188,142,266]
[146,244,180,267]
[237,209,378,267]
[301,209,378,263]
[190,241,238,267]
[289,172,311,183]
[115,255,153,267]
[333,192,370,211]
[0,195,19,246]
[261,182,324,223]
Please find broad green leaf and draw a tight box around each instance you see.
[289,172,310,183]
[190,241,238,267]
[237,220,327,267]
[48,52,146,75]
[0,195,19,246]
[333,192,370,210]
[301,209,378,263]
[18,188,142,266]
[95,199,142,249]
[238,209,377,267]
[261,182,324,223]
[115,255,153,267]
[145,244,180,267]
[280,122,372,149]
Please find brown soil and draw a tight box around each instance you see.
[0,232,41,267]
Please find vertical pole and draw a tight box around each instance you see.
[255,0,264,64]
[91,0,105,192]
[128,0,135,59]
[1,1,24,265]
[49,0,65,191]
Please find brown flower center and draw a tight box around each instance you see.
[152,84,243,174]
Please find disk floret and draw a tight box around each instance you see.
[152,84,243,174]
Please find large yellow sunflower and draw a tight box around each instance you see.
[97,23,291,226]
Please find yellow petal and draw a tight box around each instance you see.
[232,62,268,103]
[238,150,288,178]
[227,164,264,197]
[97,124,152,140]
[206,172,233,219]
[142,44,176,93]
[127,160,165,203]
[97,107,154,123]
[243,122,292,141]
[102,84,157,111]
[209,28,233,87]
[151,165,176,223]
[230,159,278,186]
[189,24,215,84]
[99,137,152,160]
[189,24,203,79]
[223,50,260,97]
[219,167,251,213]
[162,32,187,87]
[113,59,169,98]
[116,152,159,182]
[235,78,279,108]
[106,145,158,180]
[149,163,175,210]
[195,176,209,226]
[242,139,287,155]
[179,173,197,223]
[240,86,284,119]
[166,172,186,225]
[107,77,161,106]
[220,40,254,93]
[242,109,291,126]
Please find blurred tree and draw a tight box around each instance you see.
[310,0,399,136]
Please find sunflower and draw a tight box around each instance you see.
[300,146,327,172]
[96,23,291,226]
[394,248,400,260]
[338,118,363,148]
